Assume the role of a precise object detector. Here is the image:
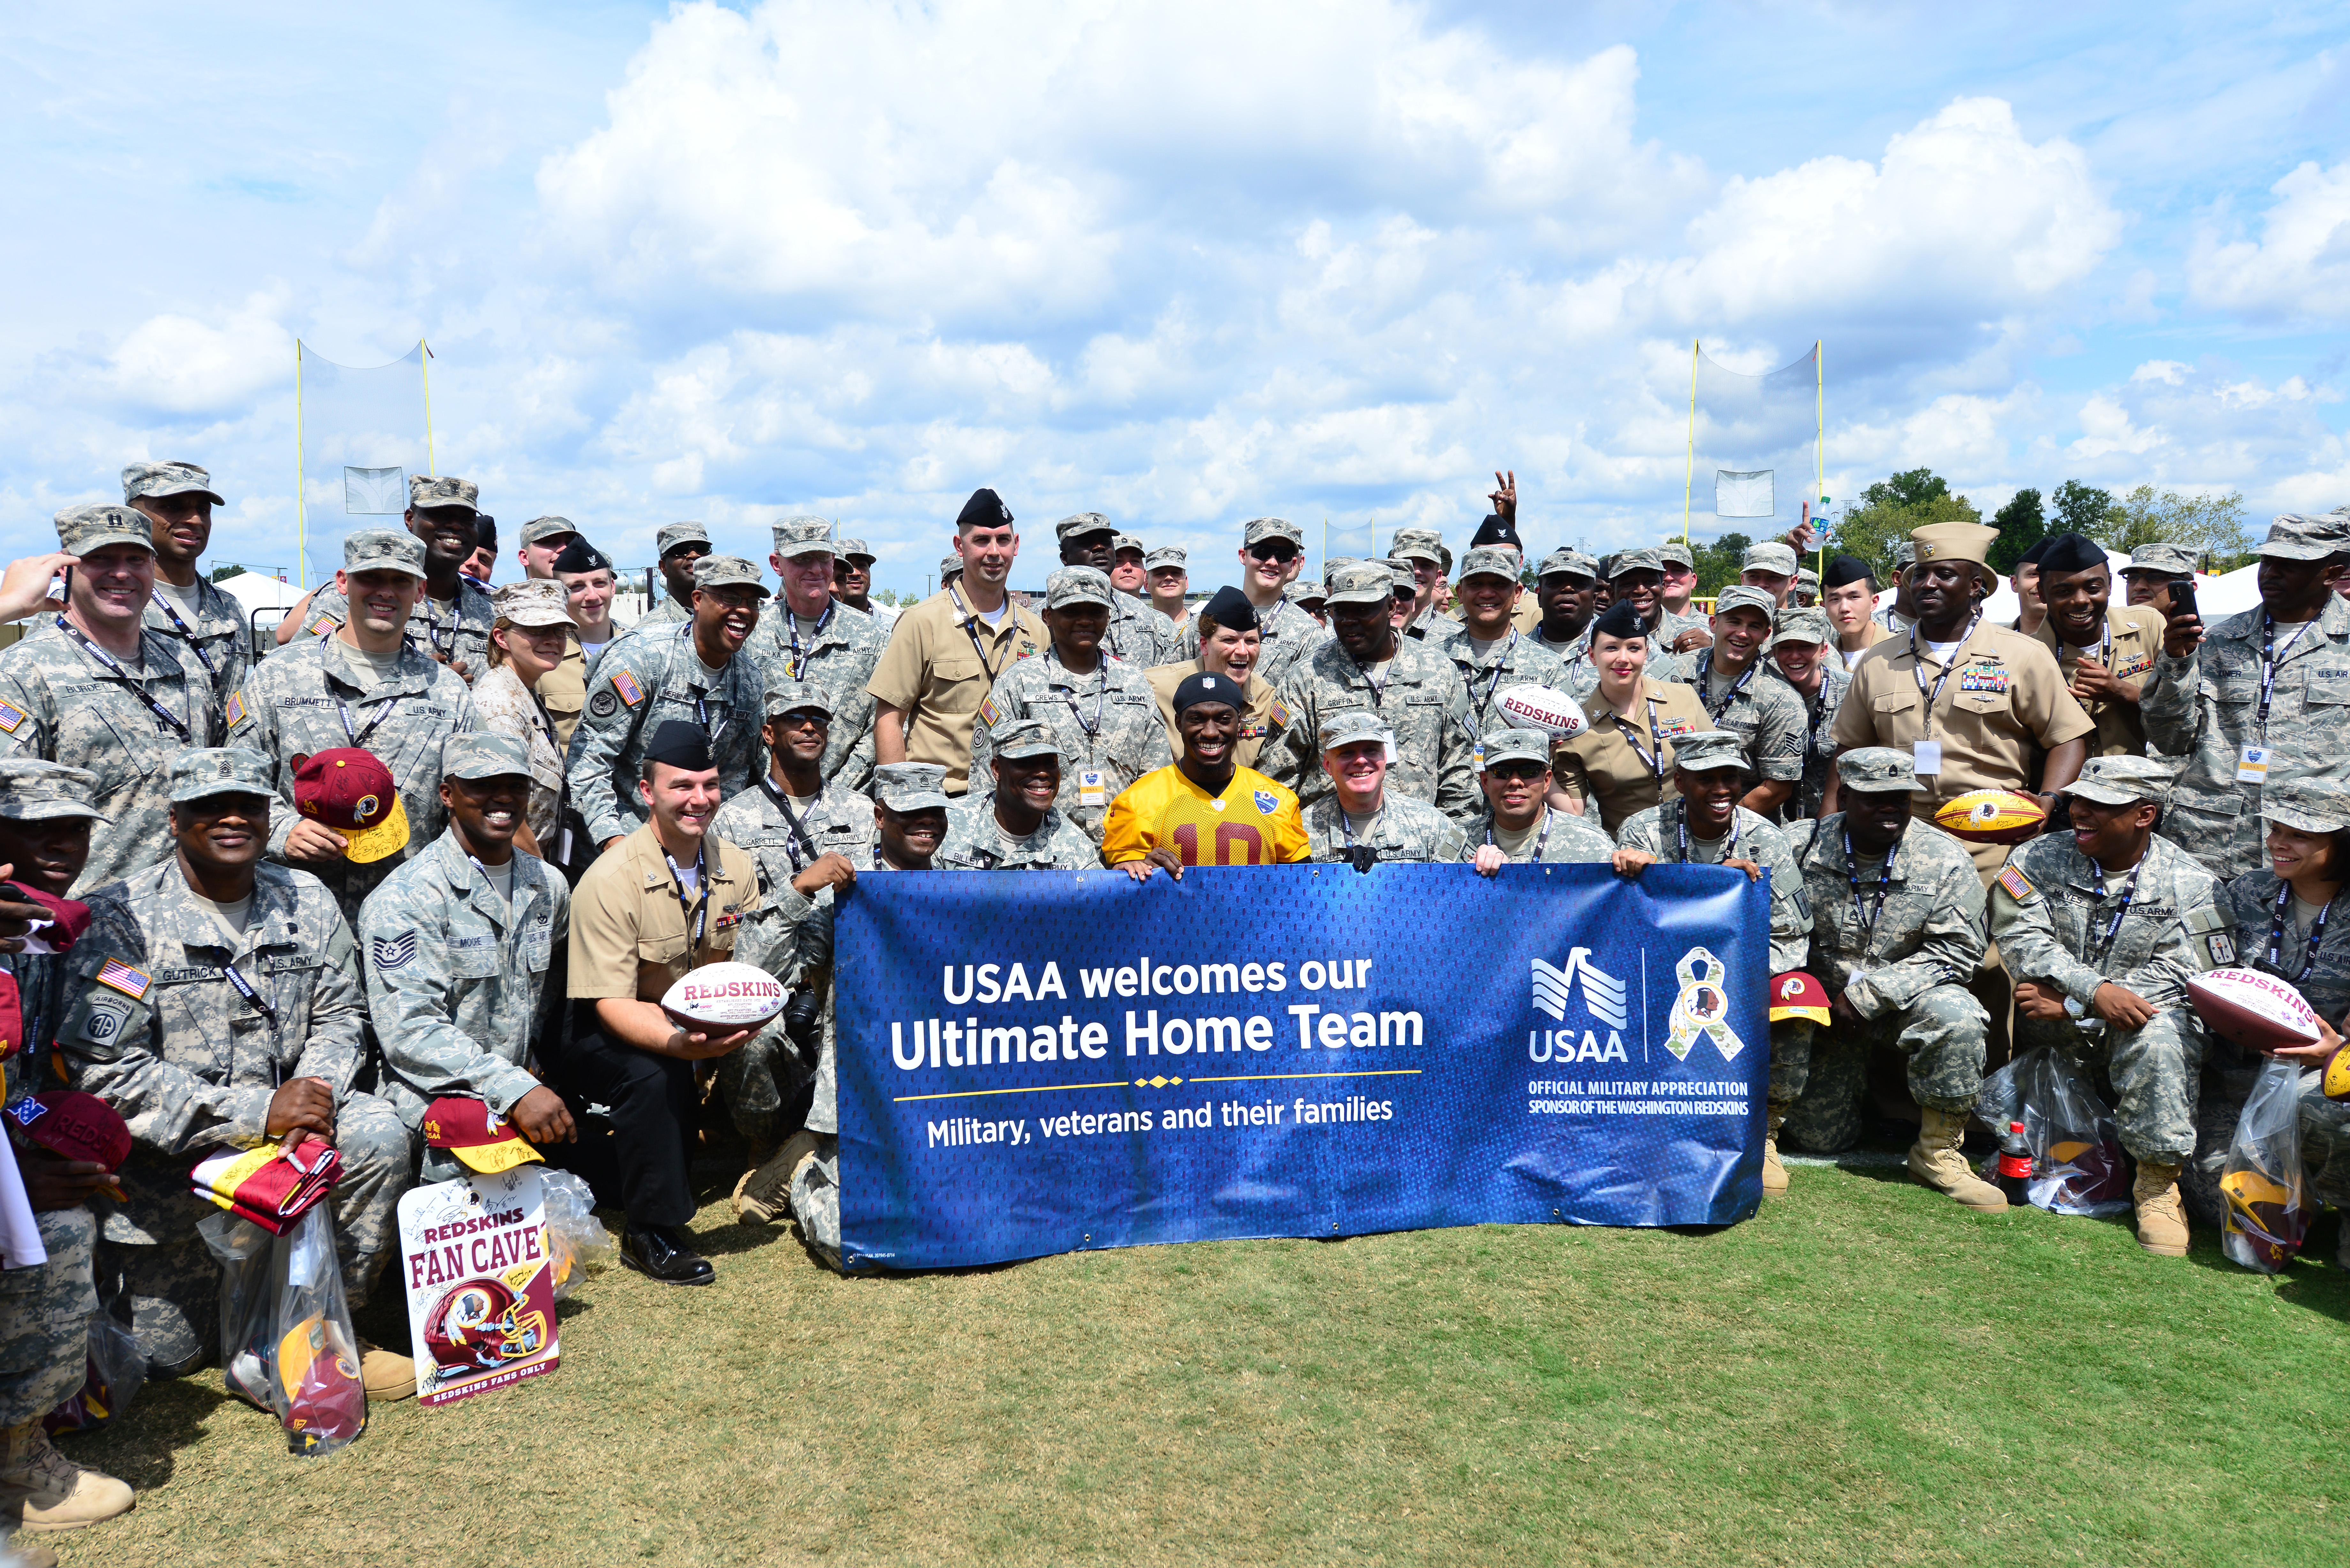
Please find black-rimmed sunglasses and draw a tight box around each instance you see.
[1248,541,1299,563]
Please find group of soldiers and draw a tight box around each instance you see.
[4,458,2349,1552]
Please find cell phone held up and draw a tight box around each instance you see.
[2166,575,2198,627]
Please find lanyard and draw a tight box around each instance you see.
[668,625,730,749]
[1803,677,1834,758]
[2084,859,2143,969]
[1467,632,1516,722]
[1674,800,1740,864]
[54,616,189,739]
[219,961,278,1030]
[664,848,709,947]
[2060,620,2112,674]
[1052,649,1108,749]
[1487,808,1552,862]
[420,595,455,657]
[763,775,821,871]
[2265,881,2336,985]
[1697,651,1756,723]
[1618,693,1667,790]
[337,695,401,749]
[1843,827,1894,947]
[1906,611,1982,742]
[1338,803,1385,871]
[148,587,217,674]
[948,586,1015,686]
[2258,614,2315,740]
[783,602,835,681]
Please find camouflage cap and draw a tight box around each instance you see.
[1458,546,1521,584]
[408,475,480,515]
[1795,567,1819,590]
[167,747,275,806]
[1658,541,1694,571]
[874,762,951,813]
[519,515,579,547]
[1891,539,1918,569]
[0,760,106,823]
[1537,546,1601,581]
[1390,527,1445,565]
[940,554,964,581]
[988,716,1063,762]
[1609,547,1664,580]
[54,504,155,557]
[1669,729,1747,774]
[1381,558,1416,592]
[837,537,876,562]
[1835,746,1919,795]
[1045,566,1116,610]
[657,522,711,558]
[1477,728,1552,769]
[491,579,572,628]
[122,460,223,506]
[1324,561,1395,607]
[442,731,534,782]
[1144,545,1187,571]
[1244,516,1305,548]
[1114,533,1145,556]
[1288,579,1328,606]
[1322,555,1360,583]
[2256,513,2350,562]
[2258,778,2350,835]
[343,527,426,579]
[762,679,834,720]
[1710,585,1777,620]
[1742,541,1799,577]
[1765,606,1833,649]
[691,555,770,596]
[1318,707,1395,751]
[2059,754,2175,807]
[2120,542,2198,578]
[1054,511,1117,544]
[771,516,838,559]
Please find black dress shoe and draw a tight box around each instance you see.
[621,1225,715,1285]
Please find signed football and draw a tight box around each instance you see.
[661,961,788,1031]
[1495,684,1588,741]
[1932,789,2048,844]
[2185,968,2321,1053]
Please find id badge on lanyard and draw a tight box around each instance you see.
[1078,769,1109,808]
[2238,746,2272,785]
[1912,740,1943,776]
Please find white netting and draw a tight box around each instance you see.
[1687,343,1820,529]
[297,342,431,586]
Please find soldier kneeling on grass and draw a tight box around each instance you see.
[1777,748,2003,1209]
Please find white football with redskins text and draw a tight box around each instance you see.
[661,961,788,1031]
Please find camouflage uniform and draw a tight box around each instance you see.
[1425,623,1575,743]
[300,576,495,683]
[1461,801,1614,866]
[1179,520,1323,690]
[641,523,709,628]
[2141,516,2350,880]
[747,519,890,792]
[1763,607,1850,822]
[1687,647,1806,794]
[59,751,408,1372]
[1304,793,1468,863]
[124,460,252,717]
[934,792,1101,870]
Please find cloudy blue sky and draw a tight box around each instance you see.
[8,1,2350,594]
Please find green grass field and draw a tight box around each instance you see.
[34,1148,2350,1568]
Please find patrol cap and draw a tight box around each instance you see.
[54,504,155,557]
[1244,516,1305,549]
[837,537,876,563]
[939,554,964,582]
[491,579,572,627]
[1322,556,1360,582]
[988,717,1062,761]
[1835,747,1920,795]
[1045,566,1116,610]
[442,731,533,782]
[2258,778,2350,834]
[644,720,715,772]
[519,515,579,547]
[167,747,274,807]
[1609,547,1664,580]
[1537,546,1600,581]
[408,475,479,515]
[1766,607,1833,649]
[1381,558,1416,592]
[1742,541,1799,577]
[1390,527,1445,565]
[1911,522,2002,585]
[1710,585,1777,620]
[343,527,427,579]
[1318,707,1395,752]
[1669,730,1747,774]
[2256,513,2350,562]
[1458,546,1521,584]
[1055,511,1116,545]
[1658,541,1694,571]
[1795,567,1819,593]
[772,516,837,559]
[122,460,223,506]
[293,748,409,862]
[1114,533,1145,556]
[0,760,106,823]
[1324,561,1396,607]
[2058,754,2175,807]
[691,555,770,597]
[552,538,613,575]
[762,680,835,720]
[874,763,951,813]
[956,488,1014,531]
[420,1096,543,1174]
[1144,546,1187,571]
[2121,542,2198,578]
[1477,728,1552,769]
[1286,580,1327,609]
[1891,539,1918,569]
[657,522,711,558]
[1172,671,1246,714]
[7,1091,131,1173]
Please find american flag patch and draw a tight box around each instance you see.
[96,959,151,1000]
[0,700,22,734]
[225,691,246,727]
[309,616,337,637]
[978,696,1002,727]
[1270,698,1289,727]
[613,669,644,707]
[1997,866,2036,902]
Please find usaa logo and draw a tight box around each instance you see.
[1526,946,1629,1064]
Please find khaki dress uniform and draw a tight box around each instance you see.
[1550,677,1712,835]
[538,632,588,755]
[864,587,1047,796]
[2032,604,2165,758]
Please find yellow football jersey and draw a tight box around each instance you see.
[1100,765,1309,867]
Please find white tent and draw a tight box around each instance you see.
[1884,550,2260,624]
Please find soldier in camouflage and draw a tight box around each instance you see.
[1990,754,2238,1256]
[1265,561,1478,821]
[1779,749,2001,1208]
[1555,549,1693,697]
[1528,546,1602,679]
[297,475,496,682]
[2141,511,2350,880]
[750,518,888,791]
[228,528,475,924]
[1425,547,1574,738]
[1685,585,1806,814]
[936,719,1102,869]
[972,567,1171,844]
[1054,514,1182,667]
[1762,605,1848,822]
[1390,527,1449,640]
[1304,709,1468,864]
[362,733,572,1184]
[1181,518,1324,689]
[565,553,768,851]
[1461,728,1615,869]
[641,522,712,627]
[1739,540,1799,608]
[125,460,251,720]
[1655,539,1713,653]
[58,749,414,1393]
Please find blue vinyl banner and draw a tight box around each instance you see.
[835,862,1771,1271]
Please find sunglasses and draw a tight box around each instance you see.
[1486,763,1548,782]
[1248,542,1300,563]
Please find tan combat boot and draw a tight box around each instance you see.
[734,1129,822,1225]
[0,1419,135,1532]
[1906,1107,2008,1211]
[2133,1159,2190,1257]
[1761,1111,1790,1196]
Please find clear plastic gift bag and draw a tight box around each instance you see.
[269,1206,367,1456]
[540,1169,614,1302]
[1976,1046,2132,1216]
[198,1208,277,1410]
[42,1303,145,1436]
[2220,1056,2308,1274]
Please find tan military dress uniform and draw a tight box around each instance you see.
[2031,604,2164,758]
[539,631,588,754]
[569,822,761,1005]
[1144,660,1288,770]
[864,586,1047,795]
[1550,676,1711,835]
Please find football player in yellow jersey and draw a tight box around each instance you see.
[1104,671,1309,879]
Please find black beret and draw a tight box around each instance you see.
[1590,599,1647,641]
[1198,584,1258,634]
[644,720,715,773]
[473,515,497,550]
[2016,536,2052,568]
[956,487,1014,531]
[1469,512,1521,550]
[551,538,613,575]
[1173,671,1245,714]
[2036,531,2108,576]
[1821,553,1874,590]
